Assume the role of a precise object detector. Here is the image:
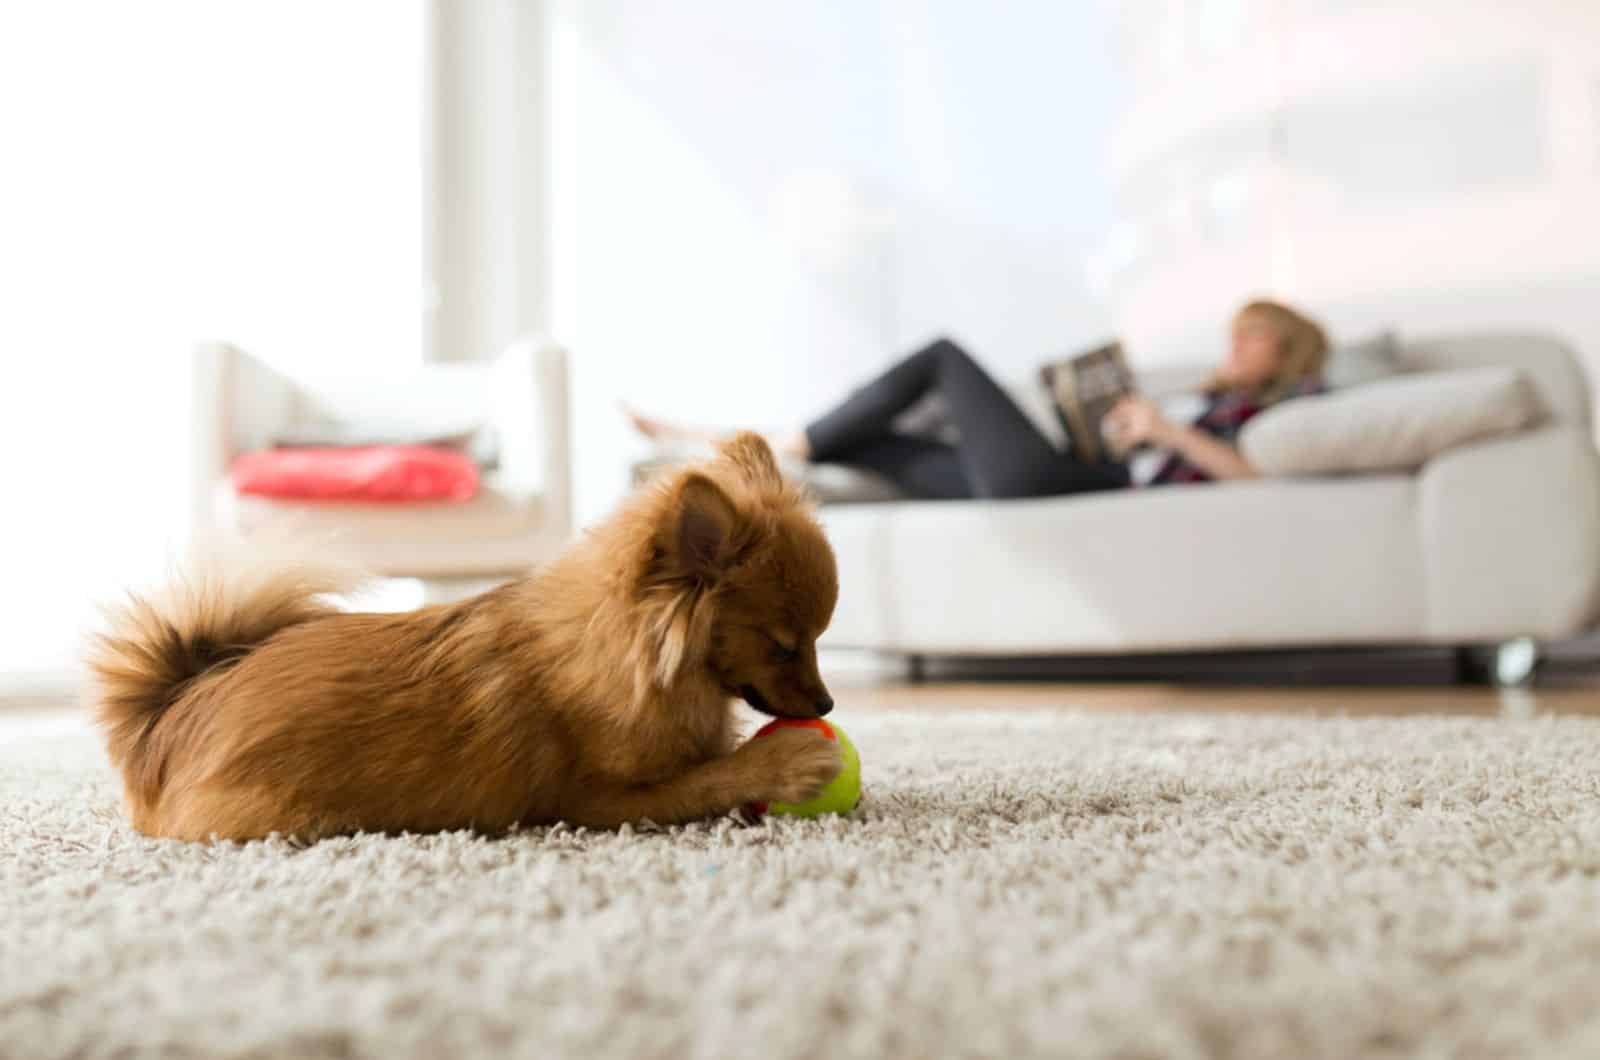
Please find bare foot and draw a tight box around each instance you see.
[622,406,812,462]
[622,405,715,445]
[774,430,812,463]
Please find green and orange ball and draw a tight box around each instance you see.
[748,718,862,817]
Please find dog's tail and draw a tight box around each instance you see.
[88,544,361,779]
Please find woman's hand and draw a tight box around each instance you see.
[1106,396,1259,480]
[1103,396,1174,452]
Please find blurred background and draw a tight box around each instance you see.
[3,0,1599,691]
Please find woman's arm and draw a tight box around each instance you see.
[1154,422,1258,480]
[1104,397,1258,481]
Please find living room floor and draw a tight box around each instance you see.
[9,676,1600,1058]
[838,675,1600,717]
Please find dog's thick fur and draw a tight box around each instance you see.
[88,434,843,841]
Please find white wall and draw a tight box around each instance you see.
[1097,0,1600,386]
[552,0,1124,524]
[555,0,1600,524]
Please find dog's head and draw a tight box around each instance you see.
[640,432,838,719]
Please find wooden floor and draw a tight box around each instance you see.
[7,672,1600,720]
[837,678,1600,717]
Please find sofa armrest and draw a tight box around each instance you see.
[1418,425,1600,639]
[190,342,297,531]
[491,337,571,539]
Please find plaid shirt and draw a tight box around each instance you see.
[1151,378,1326,485]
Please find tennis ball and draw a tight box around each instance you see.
[748,718,861,817]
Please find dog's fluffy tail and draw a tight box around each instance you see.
[88,544,362,777]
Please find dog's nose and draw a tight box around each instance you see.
[814,695,834,717]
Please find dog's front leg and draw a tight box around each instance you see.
[561,728,842,828]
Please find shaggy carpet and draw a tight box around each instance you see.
[5,707,1600,1060]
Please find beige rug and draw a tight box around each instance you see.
[5,707,1600,1060]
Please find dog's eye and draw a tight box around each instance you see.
[770,637,797,663]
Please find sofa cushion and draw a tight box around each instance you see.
[819,476,1424,653]
[1239,367,1545,476]
[1325,331,1404,389]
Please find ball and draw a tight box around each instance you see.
[748,717,861,817]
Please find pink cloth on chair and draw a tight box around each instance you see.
[230,446,480,502]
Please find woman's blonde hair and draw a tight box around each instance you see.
[1218,299,1329,404]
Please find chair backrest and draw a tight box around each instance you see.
[290,363,494,439]
[1398,332,1590,426]
[287,343,573,537]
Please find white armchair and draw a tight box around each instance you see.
[191,337,572,584]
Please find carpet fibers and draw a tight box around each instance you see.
[6,708,1600,1059]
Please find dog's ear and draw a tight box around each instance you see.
[717,431,784,491]
[661,472,740,581]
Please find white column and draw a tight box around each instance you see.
[422,0,549,363]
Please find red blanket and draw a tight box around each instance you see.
[230,446,480,502]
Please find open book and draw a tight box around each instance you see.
[1039,341,1136,463]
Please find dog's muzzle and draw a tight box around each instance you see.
[739,684,777,716]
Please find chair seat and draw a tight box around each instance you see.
[213,472,550,577]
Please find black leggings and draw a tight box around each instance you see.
[804,338,1130,500]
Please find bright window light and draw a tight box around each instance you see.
[0,2,424,679]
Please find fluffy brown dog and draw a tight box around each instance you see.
[89,433,843,841]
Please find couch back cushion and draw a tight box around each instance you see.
[287,362,494,446]
[1398,332,1588,426]
[1325,331,1404,389]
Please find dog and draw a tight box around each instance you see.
[88,433,844,841]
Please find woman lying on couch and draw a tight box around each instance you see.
[627,299,1329,500]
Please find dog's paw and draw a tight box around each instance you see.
[745,728,844,804]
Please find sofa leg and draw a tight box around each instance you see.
[1492,637,1541,688]
[1456,638,1542,688]
[906,653,928,683]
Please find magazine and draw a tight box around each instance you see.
[1039,341,1136,463]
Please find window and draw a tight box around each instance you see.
[0,2,424,680]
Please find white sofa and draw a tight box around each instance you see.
[816,333,1600,678]
[193,337,571,584]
